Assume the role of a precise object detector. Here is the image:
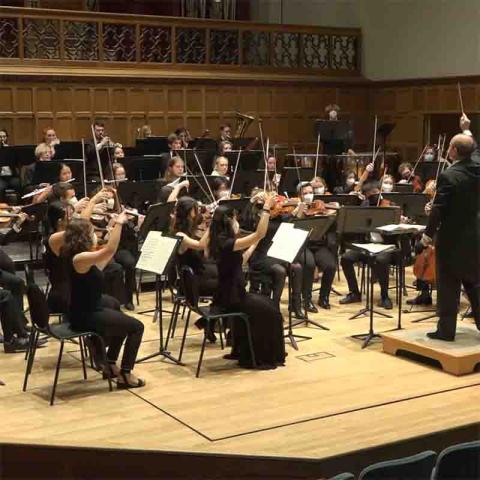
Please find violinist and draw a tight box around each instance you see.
[23,142,54,189]
[311,176,330,195]
[158,157,189,203]
[423,146,436,162]
[266,154,281,190]
[243,189,305,319]
[170,196,219,341]
[339,181,395,310]
[293,182,337,310]
[218,141,233,156]
[334,169,357,194]
[398,162,423,192]
[206,195,286,370]
[381,174,395,193]
[212,176,230,201]
[421,117,480,341]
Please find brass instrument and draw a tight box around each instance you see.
[234,112,255,138]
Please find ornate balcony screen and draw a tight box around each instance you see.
[0,7,361,75]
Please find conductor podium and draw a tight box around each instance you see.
[382,325,480,375]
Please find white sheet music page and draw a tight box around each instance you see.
[352,243,396,254]
[136,232,178,275]
[267,223,309,263]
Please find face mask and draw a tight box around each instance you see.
[369,194,381,206]
[304,193,314,204]
[346,177,355,187]
[382,183,393,193]
[106,198,115,210]
[424,154,434,162]
[314,187,325,195]
[68,196,78,206]
[402,171,411,179]
[329,111,338,121]
[218,190,230,200]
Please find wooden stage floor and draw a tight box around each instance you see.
[1,269,479,465]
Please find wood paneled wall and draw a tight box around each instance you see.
[0,80,370,148]
[371,80,480,162]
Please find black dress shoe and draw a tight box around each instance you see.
[4,337,29,353]
[339,292,361,305]
[291,307,306,320]
[317,297,331,310]
[406,293,432,306]
[304,300,318,314]
[124,302,135,311]
[427,331,455,342]
[378,297,393,310]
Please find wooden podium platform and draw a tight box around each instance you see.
[382,325,480,375]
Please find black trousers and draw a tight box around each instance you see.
[103,261,127,305]
[115,249,137,304]
[0,176,21,202]
[76,308,144,372]
[0,290,28,342]
[341,249,393,298]
[436,257,480,338]
[299,247,336,301]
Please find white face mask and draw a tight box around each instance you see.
[424,153,434,161]
[346,177,355,187]
[218,190,230,200]
[68,196,78,206]
[106,198,115,210]
[382,183,394,193]
[314,187,325,195]
[304,193,314,204]
[329,110,338,121]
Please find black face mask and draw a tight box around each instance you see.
[368,194,381,206]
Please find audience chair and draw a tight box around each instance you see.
[432,440,480,479]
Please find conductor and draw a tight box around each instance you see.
[421,114,480,341]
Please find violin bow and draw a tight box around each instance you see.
[314,132,321,178]
[372,115,378,163]
[185,163,214,203]
[91,124,105,189]
[193,152,216,205]
[258,118,266,159]
[376,166,388,207]
[81,138,87,198]
[263,137,270,192]
[292,145,302,186]
[406,143,429,184]
[229,148,242,197]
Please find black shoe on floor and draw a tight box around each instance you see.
[304,300,318,314]
[378,297,393,310]
[339,292,361,305]
[291,307,306,320]
[124,302,135,311]
[317,296,331,310]
[4,336,29,353]
[406,293,432,306]
[427,331,455,342]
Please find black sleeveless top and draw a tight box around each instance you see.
[213,238,245,308]
[69,261,103,328]
[177,248,205,275]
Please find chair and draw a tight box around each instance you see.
[327,473,355,480]
[23,283,112,405]
[179,266,256,377]
[358,450,436,479]
[432,440,480,479]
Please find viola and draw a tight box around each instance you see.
[270,196,300,218]
[304,199,328,216]
[413,245,436,285]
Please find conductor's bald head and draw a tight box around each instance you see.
[449,134,476,161]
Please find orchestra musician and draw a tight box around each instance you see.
[158,133,183,175]
[43,127,60,158]
[211,156,230,178]
[398,162,423,192]
[50,214,145,388]
[218,140,233,156]
[175,127,191,149]
[0,127,20,201]
[0,128,8,147]
[85,120,116,182]
[219,123,232,142]
[206,196,286,369]
[23,142,54,189]
[158,156,189,203]
[311,176,330,195]
[421,115,480,341]
[137,124,152,139]
[334,169,358,194]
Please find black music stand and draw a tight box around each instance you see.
[123,156,163,181]
[313,194,361,206]
[278,167,314,195]
[118,180,158,213]
[135,233,183,365]
[135,137,169,155]
[218,197,250,214]
[179,149,214,174]
[290,215,336,332]
[226,150,263,171]
[382,193,429,221]
[315,120,352,155]
[31,161,62,185]
[54,141,82,160]
[416,161,448,183]
[230,169,264,196]
[336,206,400,322]
[394,183,414,193]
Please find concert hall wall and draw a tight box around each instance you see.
[0,79,371,149]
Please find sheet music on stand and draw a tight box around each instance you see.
[136,232,180,276]
[267,222,309,264]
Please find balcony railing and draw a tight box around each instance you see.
[0,7,361,78]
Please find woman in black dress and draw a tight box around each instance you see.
[50,213,145,388]
[206,194,286,370]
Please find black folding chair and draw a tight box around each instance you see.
[180,266,256,377]
[23,283,112,405]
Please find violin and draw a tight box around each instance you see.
[304,200,328,216]
[270,196,300,218]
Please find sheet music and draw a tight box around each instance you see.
[268,222,309,263]
[136,232,178,275]
[352,243,396,254]
[377,223,426,233]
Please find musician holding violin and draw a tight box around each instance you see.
[421,114,480,341]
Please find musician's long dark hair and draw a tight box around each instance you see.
[208,204,235,260]
[170,196,200,237]
[61,219,94,258]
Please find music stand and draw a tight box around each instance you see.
[416,161,448,182]
[135,232,182,365]
[314,194,361,206]
[118,180,158,213]
[290,215,335,331]
[31,161,62,185]
[394,183,414,193]
[123,156,163,181]
[54,141,82,160]
[135,137,169,155]
[336,206,400,322]
[139,202,175,239]
[382,193,429,220]
[278,167,314,195]
[217,197,250,214]
[226,150,263,171]
[230,169,264,196]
